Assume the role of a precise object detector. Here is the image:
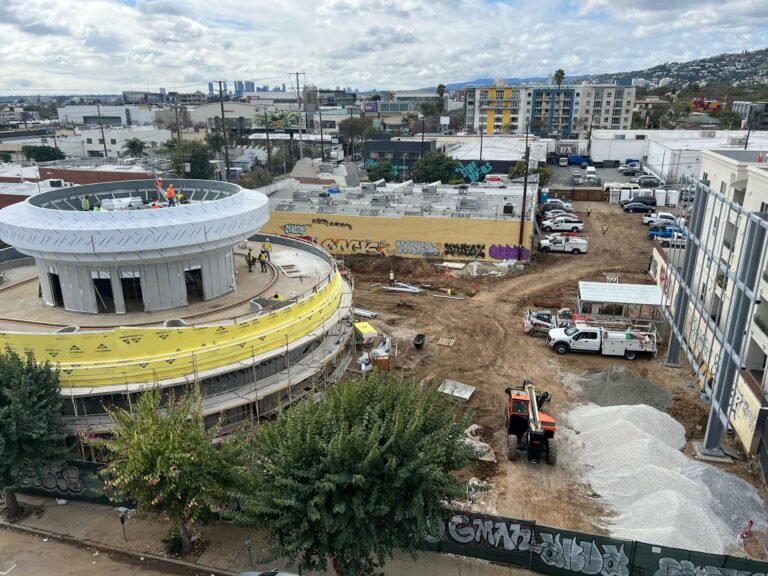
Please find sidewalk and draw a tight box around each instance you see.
[3,495,529,576]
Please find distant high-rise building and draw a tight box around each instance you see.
[208,82,214,97]
[234,81,245,97]
[281,83,286,92]
[223,81,228,95]
[261,85,268,92]
[245,81,255,92]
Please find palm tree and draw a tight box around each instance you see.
[553,69,565,137]
[436,83,446,113]
[122,137,147,157]
[205,131,225,161]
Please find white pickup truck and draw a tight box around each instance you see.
[546,324,657,360]
[541,216,584,233]
[538,234,588,254]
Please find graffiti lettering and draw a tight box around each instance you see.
[653,557,765,576]
[446,514,532,551]
[311,218,353,231]
[282,223,306,235]
[22,463,84,495]
[533,533,629,576]
[455,161,494,183]
[489,244,531,261]
[321,238,388,256]
[444,243,485,258]
[395,240,440,257]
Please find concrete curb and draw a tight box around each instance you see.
[0,520,237,576]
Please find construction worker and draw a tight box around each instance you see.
[587,206,592,217]
[81,194,90,211]
[258,249,268,272]
[602,224,608,235]
[176,191,185,205]
[246,248,255,272]
[262,240,271,261]
[166,184,176,207]
[273,292,285,301]
[389,269,395,287]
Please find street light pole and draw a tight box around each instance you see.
[518,124,530,250]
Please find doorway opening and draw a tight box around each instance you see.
[185,269,204,304]
[121,276,144,313]
[48,272,64,307]
[93,278,115,313]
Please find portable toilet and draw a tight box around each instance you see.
[540,190,549,204]
[620,188,632,203]
[666,189,680,206]
[654,189,667,206]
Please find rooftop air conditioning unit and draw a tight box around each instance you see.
[457,197,479,211]
[699,130,716,138]
[292,190,310,201]
[422,184,437,194]
[458,185,469,195]
[420,201,432,212]
[727,137,747,146]
[400,185,413,195]
[361,182,377,193]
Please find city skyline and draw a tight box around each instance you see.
[0,0,767,93]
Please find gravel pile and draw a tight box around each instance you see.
[567,403,766,553]
[567,364,673,410]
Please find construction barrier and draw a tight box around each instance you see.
[0,271,345,387]
[420,510,768,576]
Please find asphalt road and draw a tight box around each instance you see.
[0,529,176,576]
[549,163,636,187]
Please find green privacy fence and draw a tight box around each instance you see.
[19,465,768,575]
[421,510,768,576]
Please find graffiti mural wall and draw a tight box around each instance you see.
[263,212,534,262]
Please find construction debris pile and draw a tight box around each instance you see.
[565,404,767,554]
[564,364,673,411]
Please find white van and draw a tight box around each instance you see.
[558,157,568,167]
[585,166,597,178]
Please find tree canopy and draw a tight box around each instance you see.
[21,145,65,162]
[204,131,226,158]
[412,151,460,184]
[553,69,565,89]
[508,160,528,179]
[122,138,147,157]
[0,347,65,520]
[366,160,395,182]
[237,167,273,189]
[227,375,476,576]
[337,117,372,141]
[102,387,224,555]
[171,141,214,179]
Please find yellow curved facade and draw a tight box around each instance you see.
[0,272,344,387]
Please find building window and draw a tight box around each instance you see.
[86,138,93,144]
[712,216,719,233]
[760,202,768,213]
[98,139,104,144]
[369,152,379,159]
[384,152,394,159]
[495,90,504,99]
[110,139,117,145]
[495,109,503,115]
[720,181,726,195]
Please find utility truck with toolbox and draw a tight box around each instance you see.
[546,324,657,360]
[538,234,587,254]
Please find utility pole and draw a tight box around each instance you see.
[518,125,530,249]
[96,103,108,158]
[217,81,231,180]
[420,118,425,159]
[744,105,753,150]
[318,108,325,162]
[174,103,184,177]
[264,111,273,173]
[294,72,304,160]
[479,122,484,164]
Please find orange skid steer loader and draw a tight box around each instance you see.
[504,380,557,465]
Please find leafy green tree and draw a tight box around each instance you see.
[337,117,372,141]
[371,94,381,101]
[171,141,214,179]
[102,387,224,555]
[412,151,459,184]
[0,348,65,520]
[420,101,438,118]
[237,167,273,188]
[204,131,226,160]
[714,110,744,130]
[534,166,554,186]
[228,375,476,576]
[366,160,395,182]
[508,160,528,179]
[122,137,147,157]
[0,152,11,163]
[20,145,65,162]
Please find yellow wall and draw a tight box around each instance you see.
[0,273,344,388]
[262,213,534,261]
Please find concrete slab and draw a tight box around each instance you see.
[693,441,735,464]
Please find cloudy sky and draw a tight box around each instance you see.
[0,0,766,93]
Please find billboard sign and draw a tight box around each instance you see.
[364,101,379,113]
[251,111,306,131]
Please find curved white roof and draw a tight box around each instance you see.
[0,181,270,262]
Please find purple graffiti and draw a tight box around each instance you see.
[489,244,531,261]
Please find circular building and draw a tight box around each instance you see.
[0,179,269,314]
[0,179,354,444]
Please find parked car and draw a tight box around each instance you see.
[658,232,687,249]
[642,212,677,226]
[617,162,641,173]
[541,202,575,214]
[539,234,588,254]
[542,216,585,232]
[544,209,570,219]
[623,202,655,213]
[604,181,641,192]
[542,198,573,210]
[648,225,687,239]
[635,176,664,188]
[620,196,657,208]
[623,167,645,177]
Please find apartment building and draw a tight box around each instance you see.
[463,83,635,137]
[650,149,768,466]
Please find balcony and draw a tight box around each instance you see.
[755,314,768,338]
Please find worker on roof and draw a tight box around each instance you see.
[246,248,255,273]
[166,184,176,207]
[273,292,285,301]
[262,240,271,260]
[81,194,90,211]
[177,191,185,205]
[258,249,268,273]
[150,201,161,209]
[389,269,395,287]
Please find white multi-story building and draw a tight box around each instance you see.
[462,82,635,138]
[650,149,768,461]
[57,105,157,127]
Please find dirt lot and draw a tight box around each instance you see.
[346,200,764,535]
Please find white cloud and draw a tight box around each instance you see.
[0,0,765,92]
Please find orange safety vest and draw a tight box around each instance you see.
[166,184,176,199]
